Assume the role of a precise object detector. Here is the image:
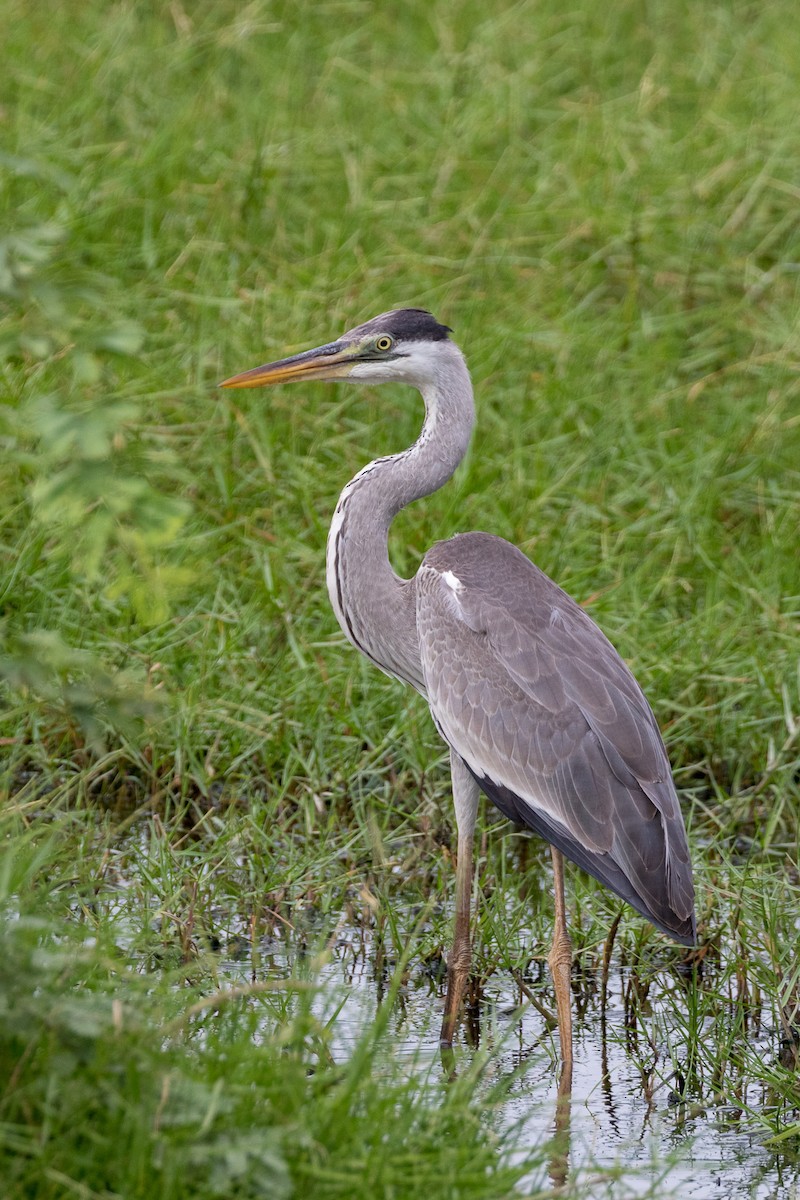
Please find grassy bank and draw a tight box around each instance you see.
[2,0,800,1195]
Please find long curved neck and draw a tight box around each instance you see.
[326,346,475,692]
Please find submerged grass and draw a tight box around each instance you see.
[1,0,800,1195]
[0,817,530,1200]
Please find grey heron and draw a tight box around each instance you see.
[220,308,696,1080]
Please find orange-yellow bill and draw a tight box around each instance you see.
[219,339,358,389]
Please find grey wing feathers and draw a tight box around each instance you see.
[417,531,696,945]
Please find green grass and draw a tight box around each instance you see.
[0,816,533,1200]
[1,0,800,1196]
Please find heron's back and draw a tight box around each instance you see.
[416,531,695,944]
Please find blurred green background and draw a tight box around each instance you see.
[2,0,798,803]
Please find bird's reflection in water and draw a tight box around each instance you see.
[465,976,483,1047]
[438,1026,575,1190]
[437,978,577,1187]
[600,999,622,1141]
[434,953,666,1191]
[548,1069,572,1189]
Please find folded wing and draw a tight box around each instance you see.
[416,531,695,944]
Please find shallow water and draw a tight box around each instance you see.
[218,918,800,1200]
[99,823,799,1198]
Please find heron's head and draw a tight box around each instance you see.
[219,308,455,392]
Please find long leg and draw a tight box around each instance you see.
[440,751,480,1047]
[548,846,574,1091]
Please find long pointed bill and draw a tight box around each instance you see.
[219,339,358,389]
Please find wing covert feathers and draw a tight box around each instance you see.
[417,531,696,945]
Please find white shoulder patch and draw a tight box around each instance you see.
[441,569,465,594]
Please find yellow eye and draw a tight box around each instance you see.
[375,336,393,352]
